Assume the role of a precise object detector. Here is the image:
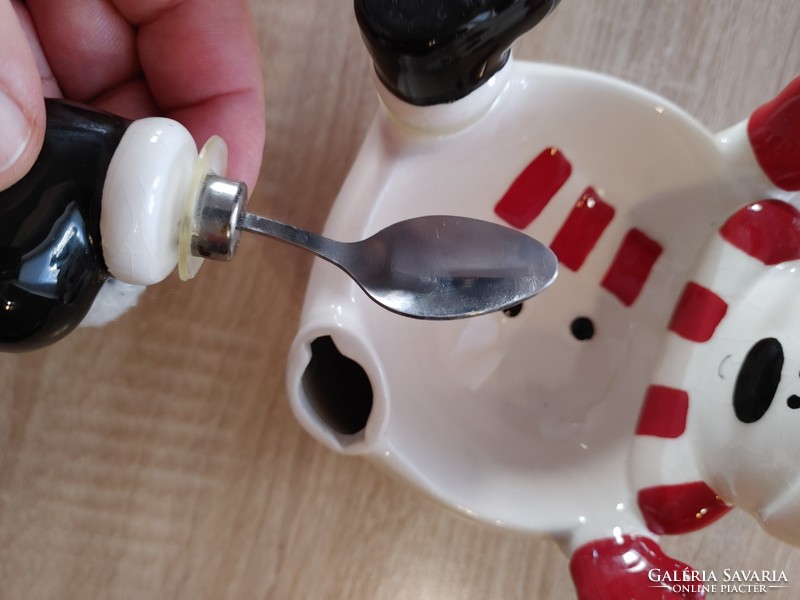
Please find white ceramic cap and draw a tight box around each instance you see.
[100,118,198,285]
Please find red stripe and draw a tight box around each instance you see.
[747,76,800,191]
[550,187,615,271]
[570,535,705,600]
[600,228,662,306]
[720,200,800,265]
[635,385,689,438]
[494,147,572,229]
[668,282,728,343]
[638,482,731,535]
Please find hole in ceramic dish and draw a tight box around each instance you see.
[302,336,373,436]
[571,316,595,341]
[503,303,523,317]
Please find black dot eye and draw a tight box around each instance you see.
[788,395,800,410]
[571,317,594,341]
[734,338,783,423]
[503,303,523,317]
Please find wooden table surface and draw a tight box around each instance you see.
[2,1,800,598]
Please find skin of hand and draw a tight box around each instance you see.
[0,0,266,192]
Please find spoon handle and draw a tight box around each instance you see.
[238,212,348,266]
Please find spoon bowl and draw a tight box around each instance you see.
[341,215,559,318]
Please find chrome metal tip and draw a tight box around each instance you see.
[190,175,248,261]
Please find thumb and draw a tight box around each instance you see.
[0,1,45,192]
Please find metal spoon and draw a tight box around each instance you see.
[190,175,559,319]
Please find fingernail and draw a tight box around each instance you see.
[0,90,32,172]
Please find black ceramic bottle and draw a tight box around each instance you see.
[0,100,130,351]
[0,98,232,352]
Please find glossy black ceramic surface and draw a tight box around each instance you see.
[354,0,560,105]
[0,100,129,351]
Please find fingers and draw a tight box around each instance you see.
[27,0,266,191]
[130,0,266,190]
[0,1,45,191]
[25,0,139,105]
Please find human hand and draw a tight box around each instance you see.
[0,0,266,192]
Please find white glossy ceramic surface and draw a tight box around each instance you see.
[642,207,800,547]
[101,117,198,286]
[288,55,799,558]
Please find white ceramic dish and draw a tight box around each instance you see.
[286,51,800,597]
[286,2,799,596]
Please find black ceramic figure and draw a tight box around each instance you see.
[0,100,129,351]
[355,0,561,105]
[0,98,234,352]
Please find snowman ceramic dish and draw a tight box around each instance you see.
[2,1,798,598]
[286,1,800,598]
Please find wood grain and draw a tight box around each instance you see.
[1,1,799,598]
